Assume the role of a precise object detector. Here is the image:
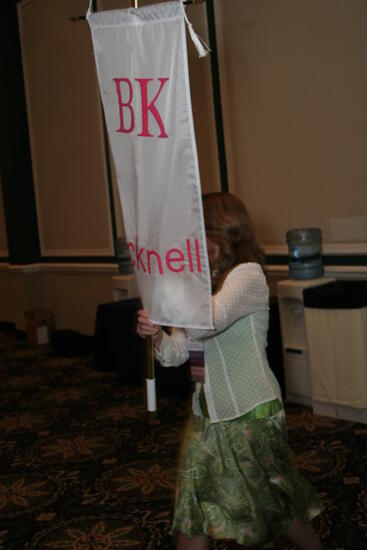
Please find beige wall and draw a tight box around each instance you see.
[41,269,118,334]
[184,1,221,195]
[0,174,8,257]
[0,264,119,334]
[0,266,42,326]
[215,0,367,247]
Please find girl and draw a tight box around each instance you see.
[137,192,324,550]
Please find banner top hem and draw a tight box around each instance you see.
[87,1,183,28]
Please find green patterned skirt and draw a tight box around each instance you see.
[171,400,324,546]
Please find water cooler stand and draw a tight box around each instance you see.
[276,277,335,406]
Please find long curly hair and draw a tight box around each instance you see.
[202,192,265,293]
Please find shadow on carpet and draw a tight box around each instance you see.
[0,330,366,549]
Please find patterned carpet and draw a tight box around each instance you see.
[0,329,366,549]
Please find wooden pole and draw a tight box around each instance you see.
[130,0,157,413]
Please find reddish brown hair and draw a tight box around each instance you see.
[202,192,265,292]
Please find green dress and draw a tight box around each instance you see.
[171,396,324,546]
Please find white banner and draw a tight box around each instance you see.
[87,1,213,329]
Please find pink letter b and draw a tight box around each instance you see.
[113,78,134,133]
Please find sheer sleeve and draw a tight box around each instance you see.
[186,263,269,340]
[154,328,189,367]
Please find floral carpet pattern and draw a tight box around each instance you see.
[0,330,366,549]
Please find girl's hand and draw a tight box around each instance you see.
[136,309,164,350]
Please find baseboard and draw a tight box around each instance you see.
[313,401,367,424]
[264,243,367,256]
[5,262,118,274]
[265,264,367,280]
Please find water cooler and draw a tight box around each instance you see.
[277,227,335,404]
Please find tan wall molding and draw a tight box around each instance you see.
[41,248,115,257]
[40,263,118,274]
[4,261,366,277]
[5,263,118,274]
[7,264,41,274]
[265,243,367,256]
[265,264,367,280]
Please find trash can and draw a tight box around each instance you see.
[94,298,144,384]
[303,281,367,423]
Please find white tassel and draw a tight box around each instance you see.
[86,0,93,18]
[181,1,211,58]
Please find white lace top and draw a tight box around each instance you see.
[155,263,282,422]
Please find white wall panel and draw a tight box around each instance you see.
[215,0,367,248]
[18,0,114,256]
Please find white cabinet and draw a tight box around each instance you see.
[277,277,335,406]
